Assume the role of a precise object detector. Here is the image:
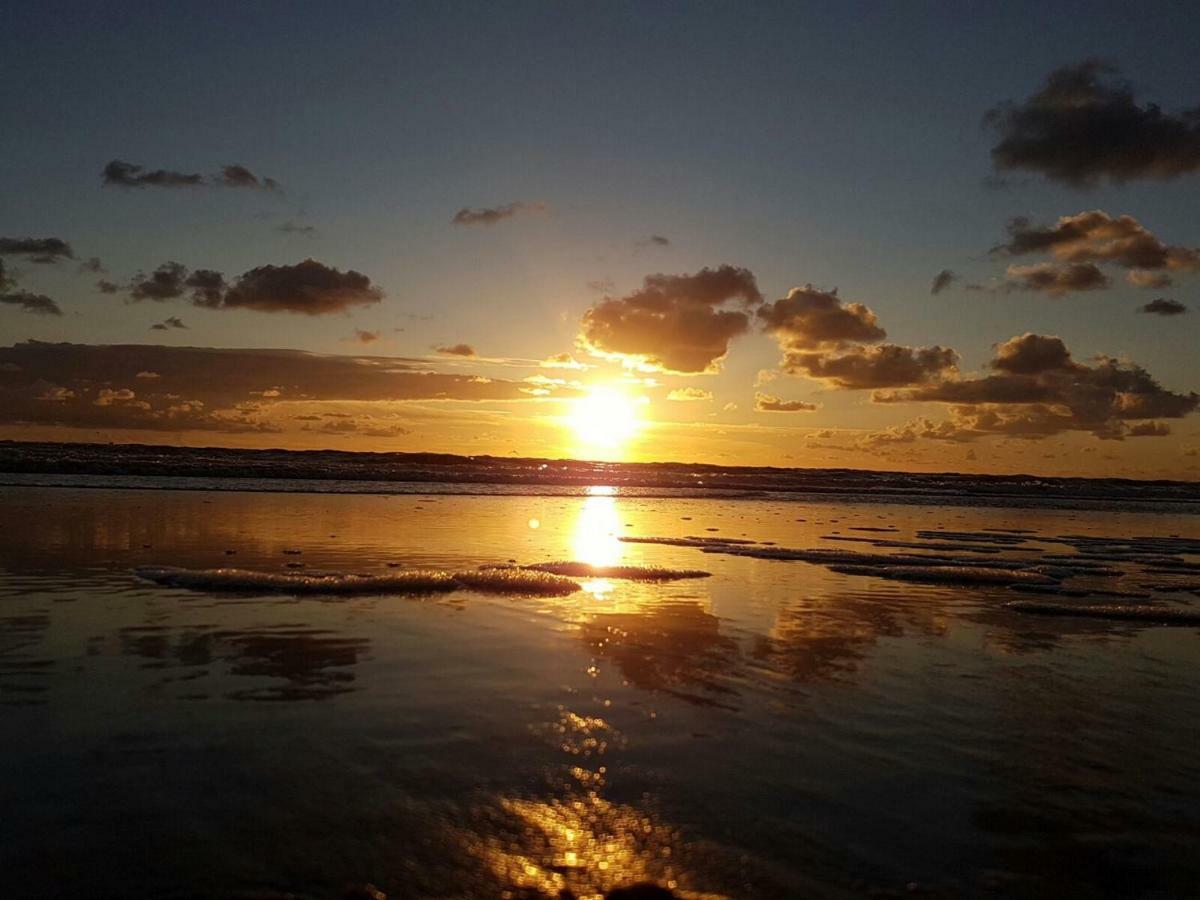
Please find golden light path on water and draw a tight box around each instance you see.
[573,485,623,598]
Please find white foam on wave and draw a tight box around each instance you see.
[136,565,582,597]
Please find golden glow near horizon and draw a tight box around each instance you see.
[566,386,647,457]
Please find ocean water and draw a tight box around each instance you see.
[2,479,1199,899]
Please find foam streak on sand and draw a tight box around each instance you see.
[1006,600,1200,624]
[136,566,582,597]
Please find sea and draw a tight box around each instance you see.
[1,441,1198,899]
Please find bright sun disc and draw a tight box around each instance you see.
[567,387,644,449]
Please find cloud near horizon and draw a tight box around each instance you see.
[0,259,63,316]
[435,343,476,357]
[986,60,1200,186]
[0,341,583,435]
[873,332,1199,440]
[1140,298,1187,316]
[578,265,763,374]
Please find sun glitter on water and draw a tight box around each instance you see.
[566,386,646,453]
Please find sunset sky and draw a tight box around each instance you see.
[2,2,1199,478]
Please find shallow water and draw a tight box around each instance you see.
[2,485,1199,899]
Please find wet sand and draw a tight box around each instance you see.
[2,485,1199,898]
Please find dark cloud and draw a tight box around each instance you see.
[103,159,204,188]
[754,393,818,412]
[985,60,1200,186]
[1004,262,1110,295]
[103,159,280,191]
[638,235,671,248]
[203,259,382,315]
[874,332,1199,440]
[995,212,1200,284]
[758,286,886,350]
[0,341,582,434]
[78,257,106,274]
[353,329,380,344]
[129,262,190,302]
[0,237,74,263]
[0,292,62,316]
[579,265,762,373]
[451,202,547,226]
[930,269,957,295]
[150,317,188,331]
[435,343,476,357]
[1140,298,1188,316]
[782,344,959,389]
[96,280,121,295]
[219,165,281,191]
[0,258,64,315]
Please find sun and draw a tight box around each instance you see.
[566,386,646,451]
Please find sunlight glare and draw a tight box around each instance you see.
[567,387,646,452]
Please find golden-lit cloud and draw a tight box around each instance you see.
[754,393,817,412]
[666,387,712,402]
[874,332,1199,440]
[578,265,762,373]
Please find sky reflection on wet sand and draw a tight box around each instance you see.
[1,485,1199,898]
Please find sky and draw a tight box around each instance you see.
[2,1,1199,478]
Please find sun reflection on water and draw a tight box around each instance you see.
[573,486,623,598]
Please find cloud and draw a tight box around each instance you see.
[579,265,762,374]
[78,257,106,274]
[0,258,64,315]
[353,329,380,344]
[996,212,1200,280]
[203,259,382,315]
[0,341,582,434]
[0,291,62,316]
[1004,262,1109,295]
[435,343,476,357]
[1140,298,1187,316]
[451,202,547,226]
[638,235,671,248]
[0,237,74,263]
[96,280,121,294]
[874,332,1199,440]
[759,285,956,388]
[128,262,227,304]
[103,159,204,188]
[586,278,616,293]
[930,269,957,295]
[782,344,959,389]
[754,393,818,412]
[219,165,281,191]
[667,387,713,402]
[985,60,1200,186]
[1127,270,1173,288]
[540,352,590,370]
[103,159,280,190]
[758,286,886,350]
[149,316,188,331]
